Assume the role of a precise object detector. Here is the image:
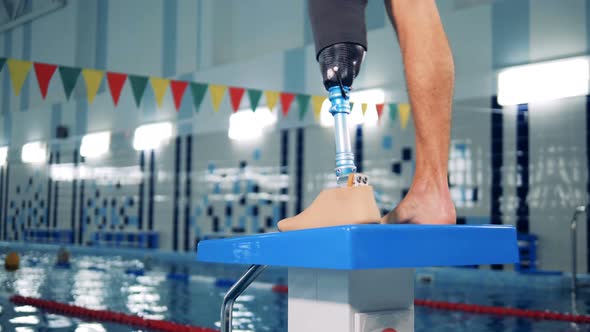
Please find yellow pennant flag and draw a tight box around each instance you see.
[265,90,279,112]
[398,103,411,129]
[361,103,368,115]
[150,77,170,107]
[209,84,227,112]
[7,59,32,96]
[311,95,325,120]
[82,69,104,104]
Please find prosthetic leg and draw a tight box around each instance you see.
[278,0,381,231]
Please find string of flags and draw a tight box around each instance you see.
[0,57,412,129]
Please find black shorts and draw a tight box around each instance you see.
[308,0,394,58]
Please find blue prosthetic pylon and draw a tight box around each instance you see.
[328,86,356,185]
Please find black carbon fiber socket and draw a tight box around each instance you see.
[318,43,366,91]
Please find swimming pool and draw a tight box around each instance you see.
[0,249,588,332]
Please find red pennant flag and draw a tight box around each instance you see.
[228,87,246,113]
[376,103,385,121]
[280,93,296,116]
[34,62,57,99]
[170,80,189,111]
[106,72,127,106]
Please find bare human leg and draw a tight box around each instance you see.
[381,0,456,225]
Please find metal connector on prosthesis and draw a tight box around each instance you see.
[318,43,366,185]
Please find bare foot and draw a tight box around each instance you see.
[381,182,456,225]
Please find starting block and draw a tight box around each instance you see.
[197,224,518,332]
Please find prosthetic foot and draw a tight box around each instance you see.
[278,174,380,231]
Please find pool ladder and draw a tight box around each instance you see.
[570,205,587,293]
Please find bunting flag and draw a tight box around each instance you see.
[247,89,262,111]
[398,103,411,129]
[7,59,32,96]
[58,66,81,100]
[376,103,385,121]
[264,90,279,112]
[82,69,104,104]
[129,75,148,107]
[106,72,127,106]
[361,103,368,115]
[209,84,227,112]
[170,80,189,111]
[228,87,245,113]
[150,77,170,108]
[280,93,296,116]
[0,56,419,126]
[311,95,325,120]
[297,94,311,120]
[190,82,208,112]
[389,103,398,123]
[33,63,57,99]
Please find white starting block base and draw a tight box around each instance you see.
[289,268,414,332]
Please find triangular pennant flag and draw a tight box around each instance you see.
[265,90,279,112]
[58,66,81,100]
[361,103,368,115]
[190,82,208,112]
[170,80,189,111]
[350,102,355,112]
[150,77,170,108]
[106,72,127,106]
[311,95,325,120]
[0,57,5,72]
[376,103,385,121]
[7,59,32,96]
[247,89,262,111]
[82,69,104,104]
[129,75,149,107]
[389,103,398,123]
[280,93,296,116]
[33,62,58,99]
[209,84,227,112]
[296,94,311,120]
[398,103,411,129]
[228,87,246,113]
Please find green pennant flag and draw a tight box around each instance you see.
[389,103,398,123]
[190,82,208,112]
[0,57,5,72]
[297,94,311,120]
[58,66,81,100]
[247,89,262,111]
[129,75,148,107]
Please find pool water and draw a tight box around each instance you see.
[0,251,588,332]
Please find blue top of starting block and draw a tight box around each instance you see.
[197,224,518,270]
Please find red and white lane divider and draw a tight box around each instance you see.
[414,299,590,324]
[11,288,590,331]
[10,295,217,332]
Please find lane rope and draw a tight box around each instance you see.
[414,299,590,324]
[10,295,218,332]
[11,288,590,329]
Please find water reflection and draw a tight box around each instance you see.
[75,323,107,332]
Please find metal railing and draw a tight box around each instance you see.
[570,205,587,293]
[220,264,267,332]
